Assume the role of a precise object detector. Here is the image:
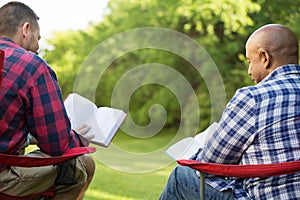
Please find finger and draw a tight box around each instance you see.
[76,124,87,131]
[85,134,95,140]
[75,125,91,135]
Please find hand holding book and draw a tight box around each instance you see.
[64,93,127,147]
[75,125,94,140]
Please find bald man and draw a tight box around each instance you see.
[160,24,300,200]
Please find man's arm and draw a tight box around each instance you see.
[198,88,257,164]
[26,63,82,156]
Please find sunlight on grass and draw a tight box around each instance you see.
[83,131,177,200]
[83,159,176,200]
[25,131,177,200]
[86,189,137,200]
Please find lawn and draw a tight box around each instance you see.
[26,131,179,199]
[84,159,176,200]
[84,132,178,200]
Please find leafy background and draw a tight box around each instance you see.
[44,0,300,133]
[40,1,300,198]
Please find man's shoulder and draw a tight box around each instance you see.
[0,37,48,69]
[238,67,300,101]
[234,84,271,103]
[8,47,50,73]
[3,46,54,86]
[21,53,54,83]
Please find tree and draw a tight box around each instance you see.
[43,0,299,135]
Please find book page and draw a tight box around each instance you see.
[166,137,201,160]
[194,122,218,148]
[166,122,218,160]
[64,93,126,147]
[64,93,97,130]
[92,107,126,146]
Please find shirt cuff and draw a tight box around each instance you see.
[74,130,90,147]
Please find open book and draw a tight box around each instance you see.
[64,93,126,147]
[166,122,218,160]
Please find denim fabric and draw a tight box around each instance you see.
[159,166,234,200]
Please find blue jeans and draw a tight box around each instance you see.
[159,166,234,200]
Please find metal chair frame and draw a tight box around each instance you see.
[178,159,300,200]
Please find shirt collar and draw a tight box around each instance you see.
[0,37,27,52]
[259,64,300,85]
[0,37,15,44]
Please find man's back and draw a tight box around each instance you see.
[199,64,300,199]
[0,36,80,159]
[241,64,300,199]
[0,37,47,155]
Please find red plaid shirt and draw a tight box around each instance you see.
[0,38,82,169]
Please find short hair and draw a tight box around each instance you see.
[0,1,39,36]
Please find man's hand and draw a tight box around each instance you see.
[17,134,38,155]
[75,125,95,140]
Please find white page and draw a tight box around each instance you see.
[64,93,97,130]
[64,93,126,147]
[166,137,201,160]
[194,122,218,148]
[93,107,126,146]
[166,122,218,160]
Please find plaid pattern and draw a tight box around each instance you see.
[197,64,300,199]
[0,38,81,169]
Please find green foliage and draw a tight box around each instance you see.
[43,0,300,134]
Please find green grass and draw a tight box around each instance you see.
[84,160,176,200]
[27,131,178,200]
[84,132,177,200]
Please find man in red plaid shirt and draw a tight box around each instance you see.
[0,2,95,199]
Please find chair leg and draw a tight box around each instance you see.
[199,172,205,200]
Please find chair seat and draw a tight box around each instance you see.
[0,146,96,199]
[0,147,96,167]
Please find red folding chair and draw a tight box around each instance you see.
[178,159,300,200]
[0,146,96,200]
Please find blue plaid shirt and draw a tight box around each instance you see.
[197,64,300,199]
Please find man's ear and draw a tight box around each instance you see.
[260,49,271,69]
[21,22,31,39]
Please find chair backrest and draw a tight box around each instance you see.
[0,146,96,167]
[0,146,96,199]
[178,159,300,200]
[177,159,300,178]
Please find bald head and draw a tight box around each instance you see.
[246,24,299,67]
[245,24,299,84]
